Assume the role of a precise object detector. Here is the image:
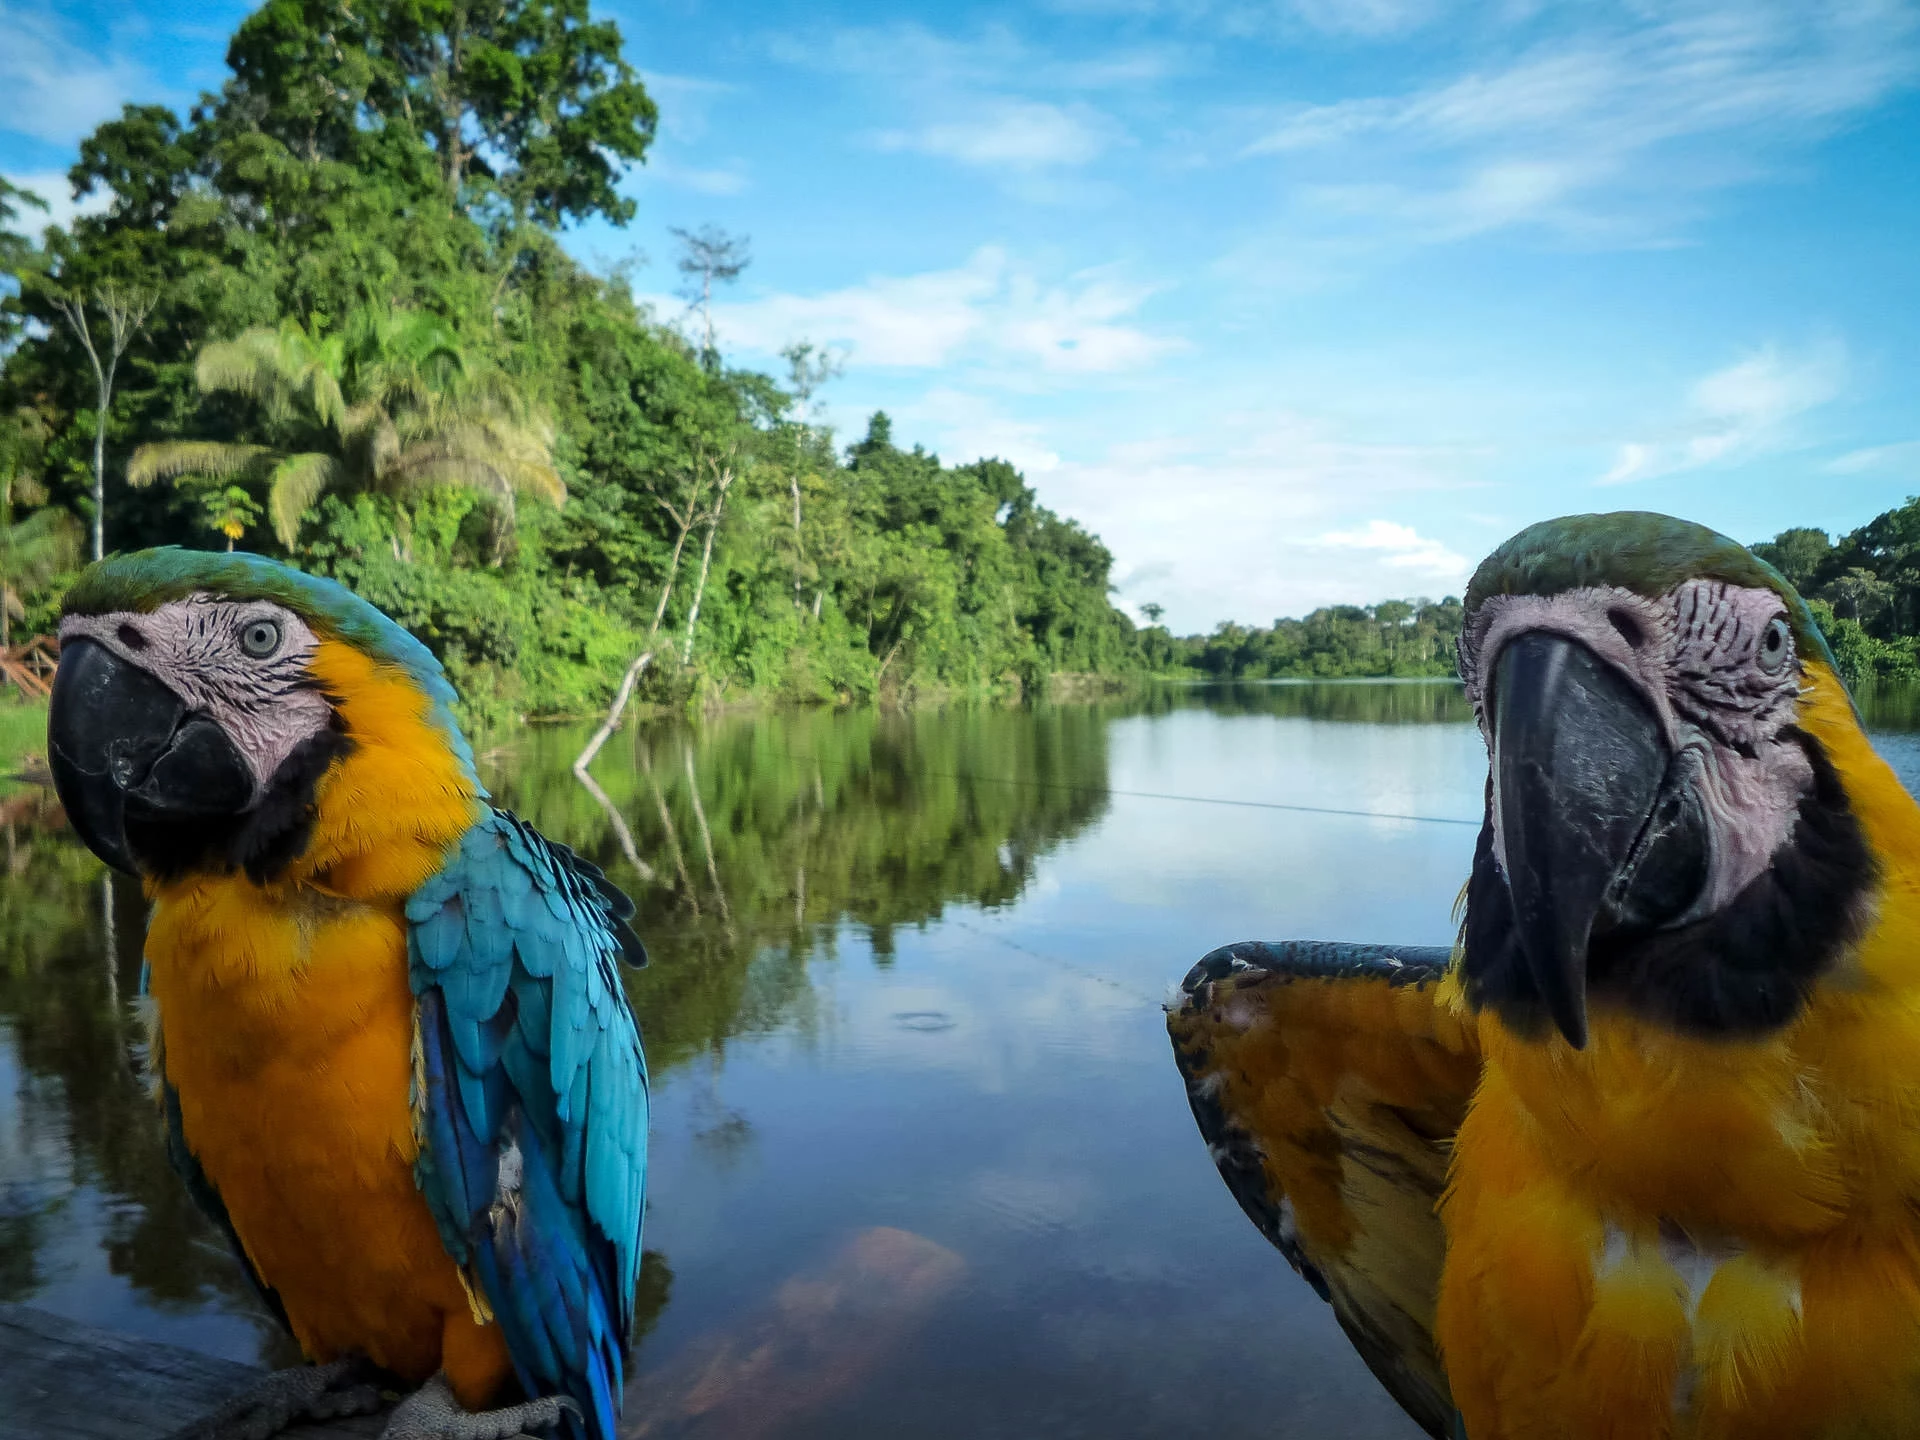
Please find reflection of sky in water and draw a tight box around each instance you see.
[16,682,1920,1439]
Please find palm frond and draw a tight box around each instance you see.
[266,452,341,547]
[127,441,274,488]
[388,453,515,501]
[195,329,291,406]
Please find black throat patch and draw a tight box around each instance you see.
[126,711,354,886]
[1462,732,1877,1038]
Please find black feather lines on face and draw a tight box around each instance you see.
[1463,734,1875,1039]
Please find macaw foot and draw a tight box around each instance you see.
[164,1357,385,1440]
[381,1374,581,1440]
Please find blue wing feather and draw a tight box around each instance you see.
[409,808,649,1440]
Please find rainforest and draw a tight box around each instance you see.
[1,1,1917,728]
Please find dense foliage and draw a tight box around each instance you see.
[0,0,1143,724]
[1752,499,1920,688]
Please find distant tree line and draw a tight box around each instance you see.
[1138,596,1466,681]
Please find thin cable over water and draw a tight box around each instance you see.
[783,754,1483,827]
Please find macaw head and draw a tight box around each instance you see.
[49,548,482,891]
[1456,511,1883,1049]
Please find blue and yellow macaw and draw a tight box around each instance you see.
[1170,512,1920,1439]
[46,549,649,1440]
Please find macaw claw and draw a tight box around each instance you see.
[381,1374,582,1440]
[165,1356,385,1440]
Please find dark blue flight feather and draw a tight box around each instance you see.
[407,809,649,1440]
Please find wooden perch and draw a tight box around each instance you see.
[0,634,60,699]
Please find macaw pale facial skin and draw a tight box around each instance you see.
[47,549,649,1440]
[1169,512,1920,1440]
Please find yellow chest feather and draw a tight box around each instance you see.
[146,879,473,1378]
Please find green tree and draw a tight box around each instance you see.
[128,308,563,554]
[0,408,82,647]
[1752,527,1834,593]
[379,0,658,224]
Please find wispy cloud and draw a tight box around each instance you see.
[873,99,1117,171]
[1043,0,1442,40]
[1316,518,1470,575]
[1243,1,1920,243]
[1825,438,1920,473]
[1285,0,1444,39]
[0,5,159,147]
[771,23,1152,186]
[647,247,1182,374]
[1598,341,1848,485]
[897,389,1064,473]
[640,158,750,196]
[772,22,1185,91]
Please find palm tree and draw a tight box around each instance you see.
[0,408,82,648]
[128,308,563,558]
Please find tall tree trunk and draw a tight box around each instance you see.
[682,516,719,666]
[791,474,804,613]
[651,521,693,636]
[91,355,113,561]
[680,460,734,665]
[56,288,151,562]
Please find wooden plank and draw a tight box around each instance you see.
[0,1304,386,1440]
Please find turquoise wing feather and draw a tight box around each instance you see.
[405,809,649,1440]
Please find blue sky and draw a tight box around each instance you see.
[5,1,1920,632]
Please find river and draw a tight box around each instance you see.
[7,680,1919,1438]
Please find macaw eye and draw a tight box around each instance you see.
[240,619,283,659]
[1757,616,1792,673]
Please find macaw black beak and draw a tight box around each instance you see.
[1490,631,1708,1049]
[48,638,255,877]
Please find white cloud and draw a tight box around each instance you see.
[896,389,1064,473]
[1316,519,1471,575]
[772,24,1142,186]
[1039,415,1482,630]
[646,248,1181,374]
[2,171,111,233]
[874,99,1116,170]
[1243,1,1920,242]
[640,158,750,196]
[0,5,157,147]
[1597,341,1848,485]
[1825,439,1920,473]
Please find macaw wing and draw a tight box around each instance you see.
[1168,941,1480,1440]
[406,809,650,1440]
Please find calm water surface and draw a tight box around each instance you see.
[7,680,1920,1438]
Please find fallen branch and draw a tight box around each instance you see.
[574,651,653,774]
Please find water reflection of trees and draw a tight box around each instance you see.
[1170,679,1471,724]
[490,704,1114,1073]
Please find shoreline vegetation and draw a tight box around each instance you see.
[0,3,1914,739]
